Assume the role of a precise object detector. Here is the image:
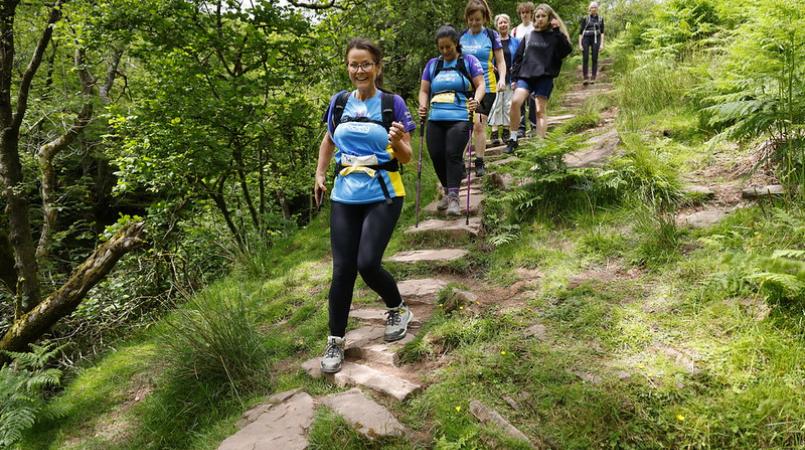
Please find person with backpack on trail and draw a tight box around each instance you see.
[512,2,539,138]
[506,3,572,151]
[313,38,416,374]
[418,25,486,217]
[579,1,605,84]
[488,14,521,147]
[459,0,507,177]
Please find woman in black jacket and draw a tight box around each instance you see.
[505,3,571,151]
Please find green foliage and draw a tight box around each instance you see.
[161,291,271,395]
[597,133,683,213]
[640,0,722,58]
[0,343,64,448]
[701,0,805,189]
[745,250,805,307]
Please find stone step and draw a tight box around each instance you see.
[564,128,619,168]
[218,391,315,450]
[302,359,421,401]
[387,248,469,264]
[742,184,785,199]
[321,389,407,438]
[345,334,416,367]
[397,278,448,304]
[676,207,732,228]
[405,217,482,238]
[488,156,517,167]
[349,308,427,328]
[424,193,483,215]
[683,185,716,200]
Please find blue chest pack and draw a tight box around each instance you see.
[330,90,402,204]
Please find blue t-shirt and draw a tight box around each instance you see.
[421,55,484,122]
[324,90,416,204]
[459,28,502,93]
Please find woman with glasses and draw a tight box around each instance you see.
[313,38,416,374]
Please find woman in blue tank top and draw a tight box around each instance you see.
[313,38,416,374]
[418,25,485,216]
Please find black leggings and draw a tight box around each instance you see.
[328,197,404,337]
[582,35,601,79]
[426,120,471,190]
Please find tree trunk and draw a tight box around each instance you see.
[0,222,145,364]
[233,145,260,230]
[258,144,265,232]
[0,228,17,294]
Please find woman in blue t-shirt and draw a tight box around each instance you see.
[313,38,416,374]
[418,25,485,216]
[459,0,506,177]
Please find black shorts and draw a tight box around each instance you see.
[477,93,496,116]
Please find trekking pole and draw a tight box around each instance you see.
[415,118,425,227]
[465,110,474,226]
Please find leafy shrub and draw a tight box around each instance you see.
[0,343,64,448]
[745,250,805,308]
[701,0,805,189]
[161,291,270,395]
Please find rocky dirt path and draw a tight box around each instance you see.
[215,60,638,450]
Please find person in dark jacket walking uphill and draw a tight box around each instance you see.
[506,3,571,151]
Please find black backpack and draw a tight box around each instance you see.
[330,90,395,134]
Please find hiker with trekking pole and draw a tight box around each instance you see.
[418,25,485,218]
[579,1,605,85]
[459,0,507,178]
[506,3,572,152]
[313,38,416,374]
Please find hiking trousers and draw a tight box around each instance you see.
[582,35,601,79]
[426,120,471,190]
[328,197,404,337]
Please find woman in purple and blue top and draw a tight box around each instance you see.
[418,25,485,216]
[314,38,416,374]
[459,0,506,177]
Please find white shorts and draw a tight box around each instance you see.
[487,85,514,127]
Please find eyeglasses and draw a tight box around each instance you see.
[348,62,375,72]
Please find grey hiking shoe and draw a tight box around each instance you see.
[384,304,413,342]
[446,195,461,217]
[436,195,449,211]
[320,336,345,373]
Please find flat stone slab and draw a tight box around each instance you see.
[349,309,424,328]
[344,325,385,350]
[489,156,516,167]
[321,389,406,438]
[302,360,421,401]
[469,400,532,447]
[676,208,731,228]
[564,128,619,168]
[424,193,483,214]
[218,391,315,450]
[387,249,469,264]
[683,185,716,200]
[742,184,785,199]
[397,278,448,304]
[238,388,303,427]
[406,217,482,238]
[346,335,416,366]
[547,113,576,125]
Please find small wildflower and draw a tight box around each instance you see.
[500,350,507,356]
[455,405,462,412]
[676,414,685,422]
